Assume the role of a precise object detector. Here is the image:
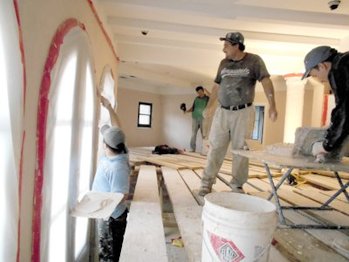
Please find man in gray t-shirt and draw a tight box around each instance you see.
[199,32,278,196]
[217,54,270,107]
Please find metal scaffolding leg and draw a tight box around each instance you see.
[264,163,288,225]
[333,171,349,201]
[263,164,349,229]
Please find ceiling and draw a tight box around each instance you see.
[97,0,349,94]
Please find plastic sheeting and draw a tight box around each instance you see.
[97,66,115,160]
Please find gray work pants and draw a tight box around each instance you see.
[190,118,204,151]
[201,106,254,188]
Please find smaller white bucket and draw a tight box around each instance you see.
[201,192,277,262]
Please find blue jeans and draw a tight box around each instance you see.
[97,209,128,262]
[190,118,204,151]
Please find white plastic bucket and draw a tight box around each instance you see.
[201,192,277,262]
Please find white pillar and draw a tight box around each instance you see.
[338,35,349,52]
[283,76,306,143]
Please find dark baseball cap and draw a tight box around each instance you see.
[219,32,244,45]
[101,125,125,149]
[302,46,334,80]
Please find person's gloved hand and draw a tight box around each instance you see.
[312,141,327,163]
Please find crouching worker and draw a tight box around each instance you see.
[302,46,349,162]
[92,95,130,261]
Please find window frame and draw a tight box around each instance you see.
[251,105,265,143]
[137,102,152,128]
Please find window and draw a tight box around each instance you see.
[138,102,152,128]
[47,51,77,262]
[74,62,94,260]
[0,1,22,260]
[36,26,96,262]
[0,27,18,262]
[251,106,264,142]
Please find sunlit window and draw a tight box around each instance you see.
[0,1,22,260]
[138,102,152,128]
[74,62,94,259]
[48,52,77,262]
[0,25,14,261]
[252,105,264,142]
[41,28,96,262]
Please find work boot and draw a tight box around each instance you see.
[198,186,211,197]
[230,184,244,194]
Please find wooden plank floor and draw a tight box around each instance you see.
[129,147,349,261]
[120,165,168,262]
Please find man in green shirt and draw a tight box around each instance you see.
[185,86,210,152]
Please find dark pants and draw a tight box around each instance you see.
[98,209,128,262]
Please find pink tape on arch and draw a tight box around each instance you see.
[31,18,86,262]
[283,73,303,79]
[86,0,119,63]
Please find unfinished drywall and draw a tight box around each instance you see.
[117,87,163,147]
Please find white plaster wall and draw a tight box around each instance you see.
[161,94,198,151]
[117,88,163,147]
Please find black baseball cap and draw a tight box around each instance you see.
[219,32,244,45]
[302,46,335,80]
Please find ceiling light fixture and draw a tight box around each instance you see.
[328,0,341,10]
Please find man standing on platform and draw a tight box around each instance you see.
[198,32,278,196]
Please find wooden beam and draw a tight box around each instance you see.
[162,167,202,262]
[120,165,168,262]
